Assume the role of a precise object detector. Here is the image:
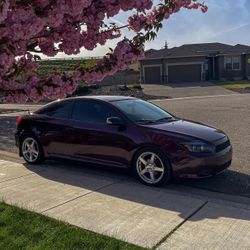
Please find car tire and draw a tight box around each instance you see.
[21,135,44,164]
[132,147,172,187]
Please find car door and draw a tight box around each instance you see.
[68,99,136,168]
[34,100,74,157]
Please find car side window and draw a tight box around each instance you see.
[39,101,73,119]
[72,100,120,124]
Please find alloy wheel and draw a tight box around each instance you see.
[22,137,40,163]
[136,152,165,184]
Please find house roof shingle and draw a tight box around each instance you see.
[145,42,250,60]
[222,44,250,55]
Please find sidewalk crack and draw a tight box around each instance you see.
[153,200,208,249]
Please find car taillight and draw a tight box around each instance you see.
[17,116,22,127]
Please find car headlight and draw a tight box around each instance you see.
[182,141,215,153]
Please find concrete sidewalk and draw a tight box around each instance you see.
[0,103,42,110]
[0,158,249,249]
[0,103,42,117]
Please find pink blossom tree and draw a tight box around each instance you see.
[0,0,207,103]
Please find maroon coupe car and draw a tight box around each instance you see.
[15,96,232,186]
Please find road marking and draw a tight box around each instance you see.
[152,93,248,102]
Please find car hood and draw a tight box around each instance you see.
[145,119,225,142]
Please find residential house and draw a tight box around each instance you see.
[140,43,250,84]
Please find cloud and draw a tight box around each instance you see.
[109,17,126,27]
[145,0,250,49]
[49,0,250,58]
[217,22,250,35]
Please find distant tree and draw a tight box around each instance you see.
[0,0,207,102]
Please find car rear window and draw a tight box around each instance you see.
[36,100,73,119]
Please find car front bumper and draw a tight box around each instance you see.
[173,144,233,179]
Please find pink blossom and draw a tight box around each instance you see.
[0,0,207,103]
[0,0,10,23]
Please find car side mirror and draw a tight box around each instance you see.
[106,117,126,127]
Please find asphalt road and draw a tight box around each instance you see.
[152,94,250,198]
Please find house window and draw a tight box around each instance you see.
[224,56,241,70]
[225,57,232,70]
[232,56,240,70]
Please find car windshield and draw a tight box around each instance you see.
[112,99,174,124]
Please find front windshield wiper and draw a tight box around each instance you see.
[137,117,175,124]
[154,117,175,123]
[136,119,156,124]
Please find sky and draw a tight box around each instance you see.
[56,0,250,58]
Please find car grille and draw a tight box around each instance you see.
[216,139,231,152]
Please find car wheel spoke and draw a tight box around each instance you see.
[149,171,155,182]
[32,149,38,155]
[139,157,147,166]
[29,152,33,161]
[30,140,35,148]
[23,150,29,154]
[154,167,164,172]
[32,151,38,157]
[140,168,148,175]
[150,153,155,163]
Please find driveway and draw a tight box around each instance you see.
[142,82,235,98]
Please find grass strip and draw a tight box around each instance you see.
[0,202,146,250]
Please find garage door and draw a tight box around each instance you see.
[144,66,161,84]
[168,64,201,83]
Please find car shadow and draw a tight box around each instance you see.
[174,170,250,198]
[23,159,250,222]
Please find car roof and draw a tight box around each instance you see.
[65,95,137,102]
[34,96,137,114]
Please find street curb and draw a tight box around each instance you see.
[151,93,248,102]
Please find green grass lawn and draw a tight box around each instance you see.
[0,202,145,250]
[214,81,250,89]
